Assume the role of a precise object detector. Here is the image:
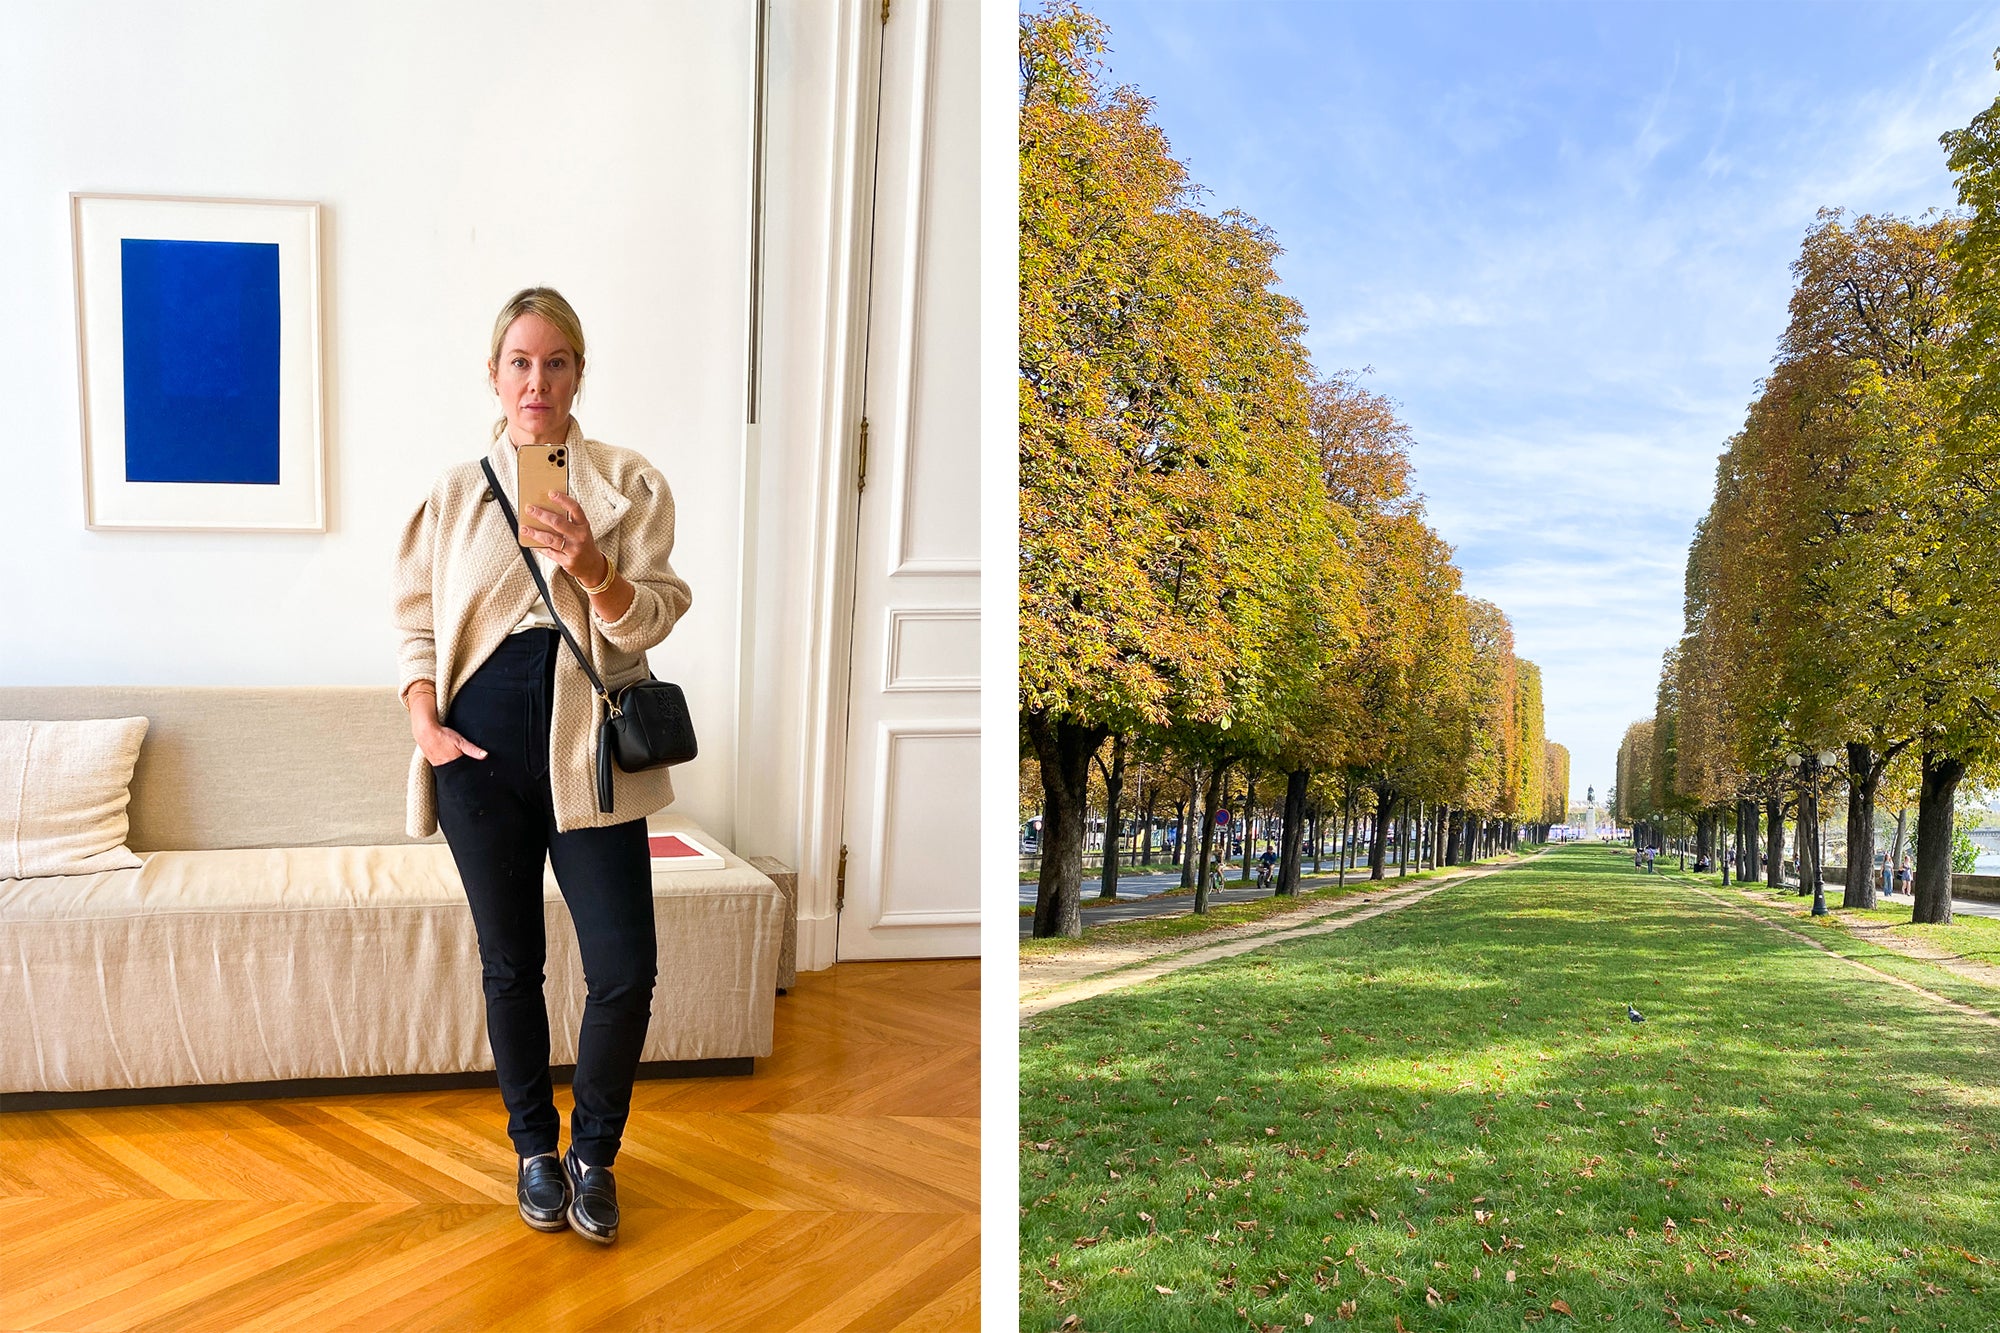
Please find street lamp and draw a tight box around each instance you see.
[1785,749,1837,917]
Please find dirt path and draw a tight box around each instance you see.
[1728,886,2000,990]
[1020,856,1533,1020]
[1685,881,2000,1030]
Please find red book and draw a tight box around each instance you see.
[648,831,723,871]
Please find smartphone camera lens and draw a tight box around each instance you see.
[548,451,559,464]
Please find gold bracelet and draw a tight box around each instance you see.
[579,554,618,597]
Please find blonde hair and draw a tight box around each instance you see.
[489,287,586,439]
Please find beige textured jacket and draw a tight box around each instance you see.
[392,418,693,836]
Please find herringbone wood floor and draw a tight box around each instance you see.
[0,959,979,1333]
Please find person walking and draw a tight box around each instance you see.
[393,287,692,1245]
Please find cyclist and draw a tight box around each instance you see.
[1257,844,1278,889]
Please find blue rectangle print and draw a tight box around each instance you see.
[120,238,281,484]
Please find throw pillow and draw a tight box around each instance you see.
[0,717,149,878]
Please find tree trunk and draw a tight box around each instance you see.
[1278,767,1308,895]
[1765,795,1784,891]
[1238,773,1257,884]
[1310,802,1322,875]
[1195,761,1229,914]
[1889,806,1908,890]
[1337,783,1352,890]
[1026,710,1108,939]
[1912,750,1965,926]
[1395,798,1408,878]
[1738,797,1758,883]
[1138,782,1157,872]
[1843,741,1885,910]
[1180,764,1200,889]
[1369,782,1393,880]
[1096,733,1127,901]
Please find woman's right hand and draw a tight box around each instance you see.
[407,687,489,767]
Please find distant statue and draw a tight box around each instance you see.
[1586,785,1595,806]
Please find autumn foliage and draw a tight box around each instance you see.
[1020,3,1564,937]
[1633,70,2000,922]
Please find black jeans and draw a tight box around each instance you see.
[433,629,656,1167]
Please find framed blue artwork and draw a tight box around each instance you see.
[71,194,324,531]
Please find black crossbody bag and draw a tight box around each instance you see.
[481,459,697,813]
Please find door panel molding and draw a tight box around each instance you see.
[884,608,979,692]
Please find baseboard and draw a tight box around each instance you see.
[0,1057,755,1113]
[798,909,838,970]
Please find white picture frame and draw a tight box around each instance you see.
[70,193,325,532]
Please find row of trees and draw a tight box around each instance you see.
[1020,3,1568,938]
[1617,68,2000,924]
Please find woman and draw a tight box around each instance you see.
[392,287,692,1244]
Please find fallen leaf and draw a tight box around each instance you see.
[1506,1269,1517,1283]
[1235,1220,1259,1231]
[1154,1284,1174,1295]
[1551,1298,1573,1316]
[1337,1300,1357,1321]
[1059,1317,1080,1332]
[1426,1286,1443,1307]
[1072,1236,1099,1249]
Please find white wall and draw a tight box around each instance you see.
[3,1,755,836]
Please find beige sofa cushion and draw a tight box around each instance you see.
[0,717,148,878]
[0,813,783,1094]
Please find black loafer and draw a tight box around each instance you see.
[517,1153,569,1232]
[563,1147,619,1244]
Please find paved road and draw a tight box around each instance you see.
[1019,867,1407,937]
[1832,888,2000,919]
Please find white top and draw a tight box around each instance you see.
[512,545,561,634]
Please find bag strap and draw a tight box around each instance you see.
[480,458,622,718]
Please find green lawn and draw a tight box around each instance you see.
[1020,844,2000,1332]
[1021,859,1517,953]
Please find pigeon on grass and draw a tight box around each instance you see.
[1628,1005,1645,1023]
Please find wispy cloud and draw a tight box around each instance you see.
[1083,0,2000,802]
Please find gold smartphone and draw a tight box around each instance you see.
[516,443,571,548]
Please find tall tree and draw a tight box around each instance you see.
[1020,3,1355,934]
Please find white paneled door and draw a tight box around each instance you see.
[835,0,979,961]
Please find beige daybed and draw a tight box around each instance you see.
[0,686,785,1105]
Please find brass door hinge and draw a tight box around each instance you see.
[857,417,870,493]
[836,844,849,911]
[881,0,890,23]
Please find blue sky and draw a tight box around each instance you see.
[1075,0,2000,811]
